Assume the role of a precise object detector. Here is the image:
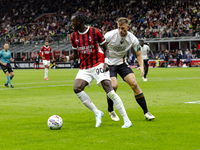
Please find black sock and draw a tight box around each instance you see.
[107,97,114,112]
[144,66,148,78]
[135,93,148,114]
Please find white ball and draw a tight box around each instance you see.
[47,115,63,130]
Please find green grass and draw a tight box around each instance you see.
[0,67,200,150]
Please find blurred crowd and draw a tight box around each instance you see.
[0,0,200,63]
[1,0,200,45]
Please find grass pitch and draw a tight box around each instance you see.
[0,67,200,150]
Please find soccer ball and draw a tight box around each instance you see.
[47,115,63,130]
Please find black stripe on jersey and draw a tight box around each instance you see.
[87,29,93,68]
[72,32,76,47]
[81,33,88,69]
[97,29,104,43]
[77,32,84,69]
[92,28,98,64]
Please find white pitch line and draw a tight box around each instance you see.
[146,77,200,82]
[184,101,200,104]
[0,76,199,90]
[0,76,199,87]
[0,84,73,90]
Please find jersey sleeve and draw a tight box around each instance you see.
[39,47,43,57]
[70,33,77,50]
[96,29,106,45]
[9,51,12,59]
[132,38,141,52]
[147,45,150,51]
[40,47,44,52]
[104,31,112,44]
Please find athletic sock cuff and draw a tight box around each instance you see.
[107,90,115,99]
[75,91,84,98]
[135,93,144,99]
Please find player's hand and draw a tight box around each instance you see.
[136,66,144,77]
[42,57,45,60]
[2,63,7,66]
[10,58,14,62]
[60,55,67,62]
[103,63,109,72]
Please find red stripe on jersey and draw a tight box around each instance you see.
[79,32,88,69]
[84,32,92,69]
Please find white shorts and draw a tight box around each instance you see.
[75,63,111,87]
[43,60,50,66]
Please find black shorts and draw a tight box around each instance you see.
[0,63,13,73]
[109,63,133,79]
[144,59,149,68]
[164,57,169,62]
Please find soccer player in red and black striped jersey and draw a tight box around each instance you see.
[61,11,132,128]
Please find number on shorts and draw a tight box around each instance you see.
[96,68,104,75]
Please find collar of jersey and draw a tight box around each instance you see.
[78,26,90,35]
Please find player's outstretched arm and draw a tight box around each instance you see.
[136,51,144,77]
[150,51,154,60]
[100,43,109,72]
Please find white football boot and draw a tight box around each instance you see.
[144,112,155,121]
[109,111,120,121]
[121,121,132,128]
[95,110,104,127]
[143,78,147,81]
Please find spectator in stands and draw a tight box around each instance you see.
[169,55,175,66]
[183,53,192,67]
[184,48,190,58]
[129,53,135,65]
[192,47,198,58]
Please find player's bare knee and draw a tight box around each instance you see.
[130,81,139,90]
[102,80,113,93]
[73,86,83,94]
[112,84,118,91]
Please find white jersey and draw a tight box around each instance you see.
[141,44,150,60]
[105,29,140,65]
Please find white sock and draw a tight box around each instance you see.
[107,90,130,123]
[44,68,48,78]
[76,91,99,115]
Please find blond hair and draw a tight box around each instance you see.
[117,17,129,25]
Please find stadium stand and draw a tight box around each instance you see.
[0,0,200,62]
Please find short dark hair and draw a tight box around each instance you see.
[72,11,88,24]
[139,40,144,43]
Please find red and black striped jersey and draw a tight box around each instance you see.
[70,26,106,69]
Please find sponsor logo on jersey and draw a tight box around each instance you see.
[78,45,95,54]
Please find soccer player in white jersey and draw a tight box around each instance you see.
[105,17,155,121]
[139,40,154,81]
